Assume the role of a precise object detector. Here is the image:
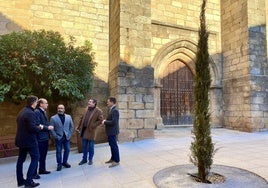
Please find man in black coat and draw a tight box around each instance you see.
[15,96,53,188]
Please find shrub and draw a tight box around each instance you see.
[0,30,96,106]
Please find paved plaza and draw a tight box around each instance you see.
[0,127,268,188]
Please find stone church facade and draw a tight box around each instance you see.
[0,0,267,143]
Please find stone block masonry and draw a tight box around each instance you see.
[221,0,268,131]
[116,63,156,142]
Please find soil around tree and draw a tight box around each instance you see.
[153,164,268,188]
[187,172,225,184]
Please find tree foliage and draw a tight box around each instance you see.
[0,30,96,106]
[190,0,216,183]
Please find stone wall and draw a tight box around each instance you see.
[248,0,268,131]
[110,0,156,141]
[109,0,120,96]
[119,0,152,67]
[221,0,251,131]
[221,0,268,131]
[0,103,23,137]
[151,0,221,56]
[117,63,155,142]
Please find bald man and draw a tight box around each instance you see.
[50,104,74,171]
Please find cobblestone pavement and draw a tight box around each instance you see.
[0,127,268,188]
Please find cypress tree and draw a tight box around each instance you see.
[190,0,215,183]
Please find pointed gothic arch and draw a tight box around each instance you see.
[153,39,220,85]
[152,39,221,126]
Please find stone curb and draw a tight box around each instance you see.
[153,164,268,188]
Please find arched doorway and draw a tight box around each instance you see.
[160,60,194,125]
[153,39,222,128]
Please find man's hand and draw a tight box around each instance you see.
[48,125,54,130]
[75,128,80,133]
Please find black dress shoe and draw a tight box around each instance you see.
[33,174,40,179]
[39,170,51,174]
[24,181,40,188]
[78,160,87,165]
[57,165,62,171]
[62,163,71,168]
[109,162,120,168]
[17,179,25,187]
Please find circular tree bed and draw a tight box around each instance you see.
[153,164,268,188]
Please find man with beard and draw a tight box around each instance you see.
[50,104,74,171]
[76,98,103,165]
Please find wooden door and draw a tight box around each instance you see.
[160,60,194,125]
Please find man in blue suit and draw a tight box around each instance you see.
[34,98,51,177]
[102,96,120,168]
[50,104,74,171]
[15,95,53,188]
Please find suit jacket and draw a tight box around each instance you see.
[35,107,50,142]
[77,107,103,140]
[50,113,74,140]
[15,106,41,148]
[104,106,119,136]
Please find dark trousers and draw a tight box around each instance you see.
[16,146,40,185]
[82,139,94,161]
[38,140,49,172]
[108,135,120,163]
[55,135,70,166]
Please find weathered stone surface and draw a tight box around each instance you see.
[118,129,137,142]
[128,102,145,110]
[120,110,135,119]
[136,110,155,118]
[144,118,157,129]
[137,129,154,140]
[127,119,144,129]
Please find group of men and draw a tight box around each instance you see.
[15,96,120,188]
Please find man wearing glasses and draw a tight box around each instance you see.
[33,98,51,179]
